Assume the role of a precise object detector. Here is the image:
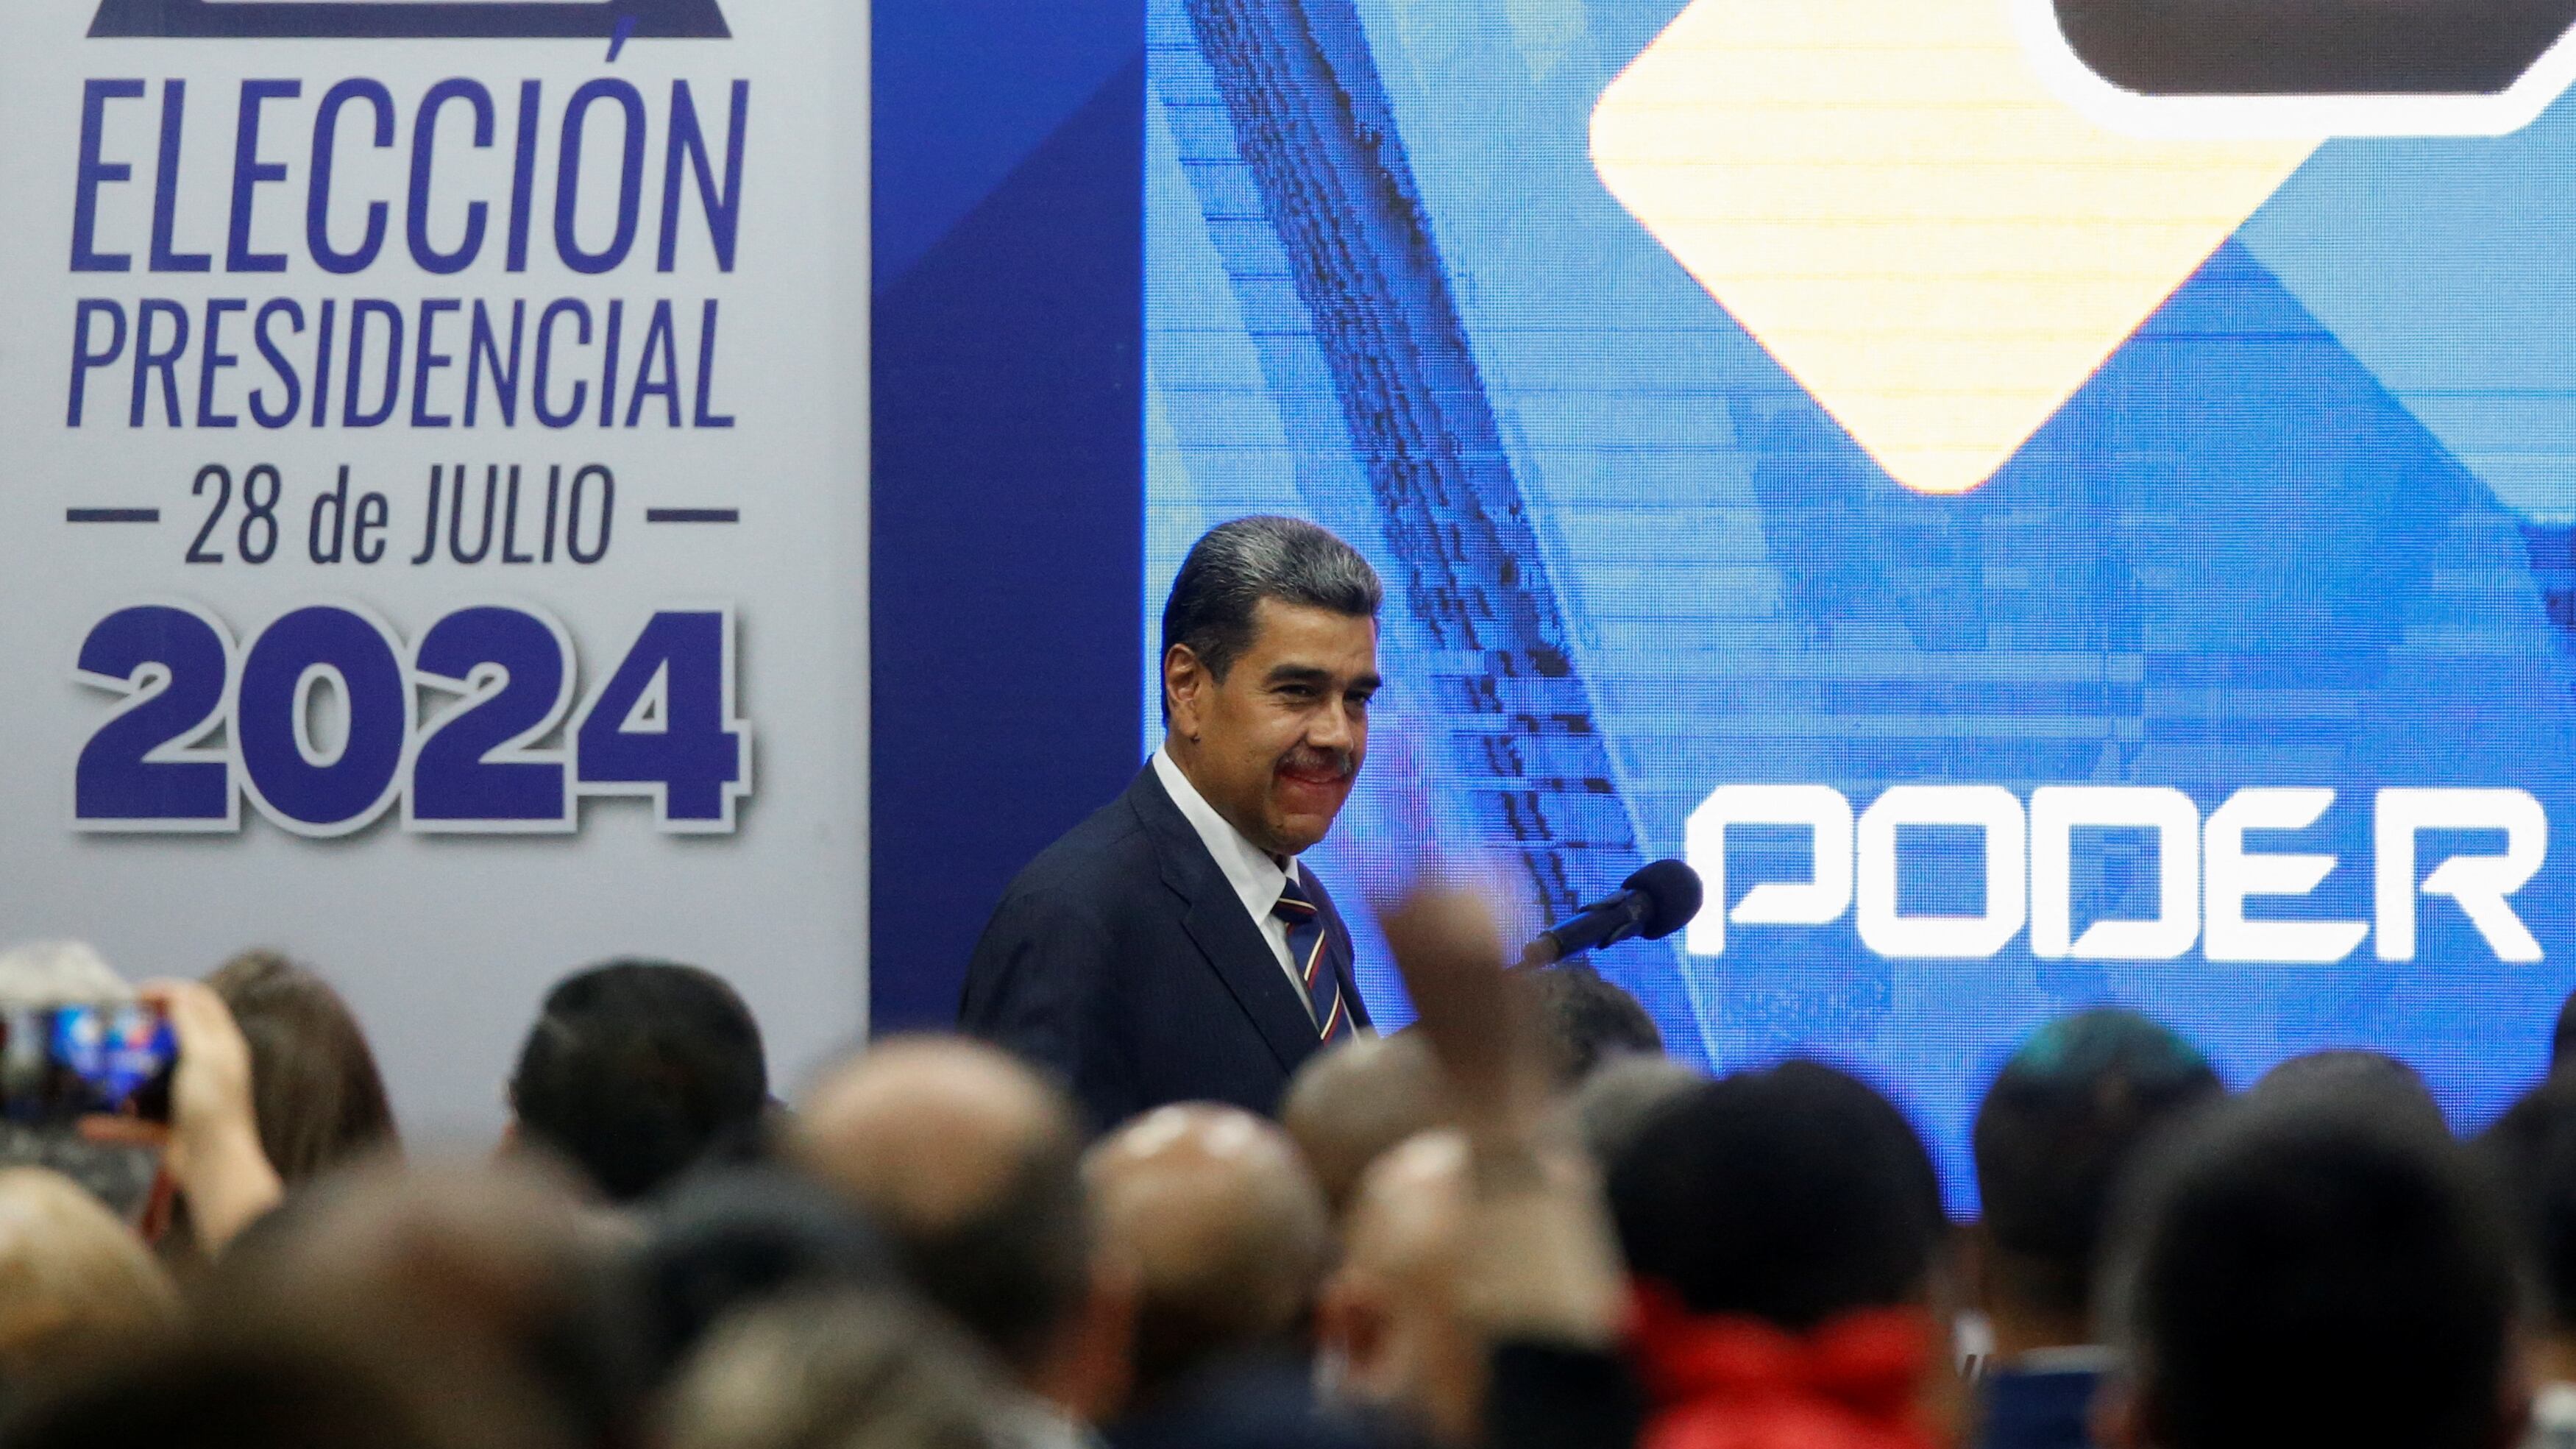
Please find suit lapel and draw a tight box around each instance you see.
[1125,767,1324,1074]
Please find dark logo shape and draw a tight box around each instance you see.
[2056,0,2576,94]
[89,0,728,40]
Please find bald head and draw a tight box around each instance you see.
[1345,1132,1470,1286]
[1329,1132,1482,1446]
[793,1038,1089,1375]
[1281,1032,1450,1216]
[208,1158,636,1449]
[799,1036,1078,1233]
[1087,1105,1330,1403]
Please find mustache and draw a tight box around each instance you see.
[1275,746,1355,779]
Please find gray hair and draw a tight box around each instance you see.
[0,941,129,1009]
[1160,517,1383,720]
[662,1292,1010,1449]
[1572,1053,1705,1171]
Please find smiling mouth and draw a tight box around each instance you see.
[1275,756,1352,791]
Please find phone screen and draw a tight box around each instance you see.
[0,1003,176,1125]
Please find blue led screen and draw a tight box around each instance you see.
[1143,0,2576,1208]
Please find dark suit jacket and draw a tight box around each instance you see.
[1975,1366,2102,1449]
[1107,1354,1402,1449]
[957,764,1372,1131]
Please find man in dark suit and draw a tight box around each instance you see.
[960,516,1383,1131]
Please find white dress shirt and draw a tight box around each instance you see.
[993,1393,1106,1449]
[2528,1383,2576,1449]
[1152,746,1319,1024]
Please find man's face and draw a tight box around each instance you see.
[1167,599,1380,857]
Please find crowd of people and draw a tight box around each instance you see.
[2,884,2572,1449]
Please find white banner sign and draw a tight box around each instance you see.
[0,0,870,1137]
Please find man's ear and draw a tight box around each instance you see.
[2492,1343,2535,1449]
[1959,1219,1994,1313]
[1037,1251,1138,1423]
[1316,1273,1391,1384]
[138,1163,180,1246]
[2093,1378,2151,1449]
[1165,645,1207,740]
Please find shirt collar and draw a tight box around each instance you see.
[1153,746,1294,924]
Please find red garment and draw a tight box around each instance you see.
[1630,1283,1943,1449]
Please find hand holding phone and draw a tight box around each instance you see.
[82,980,281,1250]
[0,1002,176,1126]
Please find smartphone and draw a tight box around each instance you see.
[0,1002,177,1126]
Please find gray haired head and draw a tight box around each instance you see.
[0,941,130,1009]
[1160,517,1383,721]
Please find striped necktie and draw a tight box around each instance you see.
[1272,873,1352,1043]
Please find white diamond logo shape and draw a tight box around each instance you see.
[1591,0,2320,495]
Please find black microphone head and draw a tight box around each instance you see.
[1620,859,1704,940]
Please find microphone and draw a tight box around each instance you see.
[1519,859,1704,968]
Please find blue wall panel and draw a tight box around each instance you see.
[871,17,1146,1033]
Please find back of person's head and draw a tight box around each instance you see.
[1527,963,1662,1088]
[2252,1048,2449,1138]
[2553,988,2576,1077]
[0,1167,179,1386]
[0,1331,558,1449]
[0,943,156,1223]
[0,942,127,1007]
[793,1037,1090,1379]
[1321,1131,1479,1447]
[1611,1060,1947,1329]
[1571,1053,1703,1171]
[661,1293,1008,1449]
[205,1159,645,1449]
[2483,1073,2576,1339]
[2105,1097,2517,1449]
[1087,1103,1333,1408]
[508,960,767,1202]
[1280,1032,1450,1217]
[1973,1010,2221,1325]
[207,952,398,1184]
[635,1167,898,1384]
